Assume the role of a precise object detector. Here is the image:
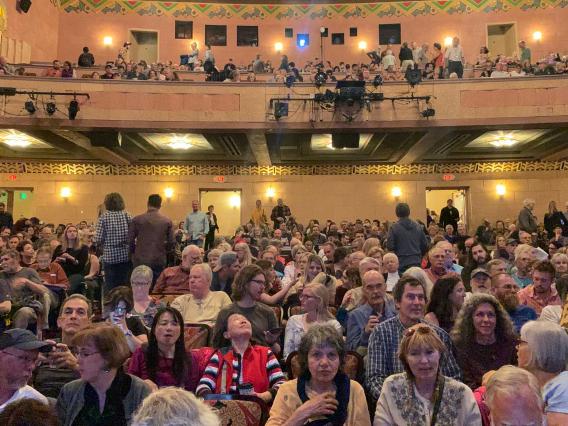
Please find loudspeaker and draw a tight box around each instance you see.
[18,0,32,13]
[332,133,359,149]
[350,27,358,37]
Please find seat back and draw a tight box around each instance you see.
[184,323,211,350]
[204,395,268,426]
[270,305,282,326]
[285,351,302,380]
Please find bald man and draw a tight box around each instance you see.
[346,270,396,354]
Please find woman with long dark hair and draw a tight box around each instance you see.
[424,275,466,333]
[128,307,199,392]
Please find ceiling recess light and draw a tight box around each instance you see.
[3,134,31,148]
[490,137,518,148]
[168,136,192,150]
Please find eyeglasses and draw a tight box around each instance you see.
[250,279,266,286]
[2,350,39,365]
[74,350,100,359]
[131,281,150,287]
[113,307,127,315]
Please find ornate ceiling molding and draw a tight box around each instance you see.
[58,0,565,19]
[0,161,566,176]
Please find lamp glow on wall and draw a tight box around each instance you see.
[103,36,113,46]
[496,184,506,198]
[444,36,454,47]
[164,187,174,199]
[60,187,71,199]
[266,186,276,199]
[391,186,402,199]
[229,193,241,208]
[274,42,283,53]
[358,41,368,51]
[532,31,542,42]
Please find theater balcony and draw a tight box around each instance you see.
[0,75,567,167]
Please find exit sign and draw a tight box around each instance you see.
[442,174,456,181]
[213,176,225,183]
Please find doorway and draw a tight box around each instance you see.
[128,30,159,64]
[487,23,517,57]
[199,189,242,238]
[0,188,34,221]
[425,187,469,231]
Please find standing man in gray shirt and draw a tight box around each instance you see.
[184,200,209,248]
[128,194,174,283]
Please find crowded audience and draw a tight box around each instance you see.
[1,193,568,424]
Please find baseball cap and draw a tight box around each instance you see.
[471,268,491,279]
[0,329,52,352]
[214,251,238,272]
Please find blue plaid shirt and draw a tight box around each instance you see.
[95,210,132,264]
[365,315,462,400]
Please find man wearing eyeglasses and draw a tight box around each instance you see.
[0,328,51,411]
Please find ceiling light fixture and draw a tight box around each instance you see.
[168,136,192,150]
[490,137,518,148]
[2,133,31,148]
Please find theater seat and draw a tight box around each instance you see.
[204,395,268,426]
[270,305,282,326]
[184,323,211,350]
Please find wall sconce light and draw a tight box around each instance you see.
[496,184,506,197]
[229,193,241,208]
[274,42,283,53]
[358,41,367,51]
[266,187,276,199]
[60,187,71,199]
[444,36,454,47]
[532,31,542,42]
[164,187,174,199]
[391,186,402,199]
[103,36,113,46]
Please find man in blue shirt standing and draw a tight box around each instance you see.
[184,200,209,247]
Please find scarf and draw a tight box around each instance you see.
[297,371,350,426]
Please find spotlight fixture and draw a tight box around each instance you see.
[45,99,56,116]
[405,66,422,88]
[24,100,36,114]
[372,74,383,88]
[285,74,295,88]
[274,101,289,120]
[314,72,327,88]
[68,99,79,120]
[421,108,436,118]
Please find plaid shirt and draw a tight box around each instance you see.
[365,315,462,400]
[95,210,132,264]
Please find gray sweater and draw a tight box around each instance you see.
[386,218,428,269]
[56,374,150,426]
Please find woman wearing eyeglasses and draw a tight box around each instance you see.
[57,324,150,426]
[104,286,148,353]
[130,266,164,329]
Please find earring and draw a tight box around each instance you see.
[103,366,111,373]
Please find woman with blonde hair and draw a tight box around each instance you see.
[283,282,342,359]
[375,323,481,425]
[362,238,381,256]
[132,387,219,426]
[53,224,89,294]
[234,241,254,267]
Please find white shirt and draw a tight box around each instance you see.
[386,272,400,292]
[382,54,396,68]
[0,385,48,412]
[491,71,510,78]
[445,46,464,62]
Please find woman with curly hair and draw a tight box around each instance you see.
[451,293,517,389]
[424,275,466,333]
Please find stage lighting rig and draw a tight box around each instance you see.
[314,72,327,88]
[0,88,90,119]
[372,74,383,88]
